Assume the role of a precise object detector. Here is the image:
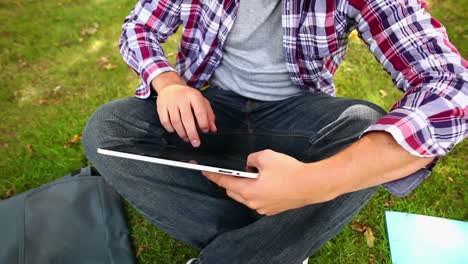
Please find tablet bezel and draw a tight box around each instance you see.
[97,147,259,178]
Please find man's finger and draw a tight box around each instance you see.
[246,151,264,169]
[209,120,217,133]
[179,104,200,147]
[256,208,268,215]
[157,105,175,132]
[191,99,210,133]
[245,165,258,173]
[226,190,247,205]
[202,171,244,191]
[202,171,228,188]
[168,106,188,141]
[205,101,217,132]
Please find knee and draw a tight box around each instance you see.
[82,101,116,160]
[308,101,386,160]
[82,98,163,163]
[82,98,138,160]
[337,102,386,130]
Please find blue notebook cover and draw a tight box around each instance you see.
[385,211,468,264]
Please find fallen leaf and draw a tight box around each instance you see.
[135,245,144,257]
[97,57,117,70]
[368,257,375,264]
[351,222,367,233]
[65,134,82,147]
[104,63,117,70]
[364,227,376,248]
[447,176,455,183]
[24,144,33,153]
[98,56,109,64]
[383,197,395,207]
[32,63,49,72]
[4,187,16,199]
[19,59,28,68]
[379,89,388,97]
[81,23,99,36]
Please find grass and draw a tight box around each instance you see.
[0,0,466,263]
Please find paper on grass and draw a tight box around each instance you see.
[385,211,468,264]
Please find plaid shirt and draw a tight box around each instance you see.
[119,0,467,196]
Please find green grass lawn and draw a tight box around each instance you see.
[0,0,466,263]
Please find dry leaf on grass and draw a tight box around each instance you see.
[350,222,367,233]
[99,56,110,64]
[38,99,49,105]
[104,63,117,70]
[3,187,16,199]
[65,134,82,147]
[24,144,33,153]
[19,59,28,68]
[81,23,99,36]
[135,245,144,257]
[368,257,375,264]
[364,227,376,248]
[379,89,388,98]
[351,222,376,248]
[98,57,117,71]
[383,197,395,207]
[447,176,455,183]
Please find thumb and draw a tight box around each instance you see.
[246,150,266,170]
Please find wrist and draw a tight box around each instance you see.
[151,71,186,94]
[302,158,350,202]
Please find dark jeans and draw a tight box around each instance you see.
[83,87,385,264]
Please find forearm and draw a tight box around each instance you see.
[306,131,435,198]
[119,0,182,98]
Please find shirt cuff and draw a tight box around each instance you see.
[363,107,445,157]
[381,160,437,197]
[135,57,176,99]
[362,107,442,197]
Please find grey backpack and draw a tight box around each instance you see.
[0,166,135,264]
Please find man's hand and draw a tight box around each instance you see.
[202,149,338,216]
[152,72,217,147]
[202,132,434,216]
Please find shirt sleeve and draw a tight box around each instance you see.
[347,0,467,197]
[348,0,467,157]
[119,0,182,98]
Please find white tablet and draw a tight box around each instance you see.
[97,143,259,178]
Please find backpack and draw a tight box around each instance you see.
[0,166,135,264]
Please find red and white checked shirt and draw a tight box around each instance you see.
[119,0,467,196]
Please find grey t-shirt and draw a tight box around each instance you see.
[210,0,303,101]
